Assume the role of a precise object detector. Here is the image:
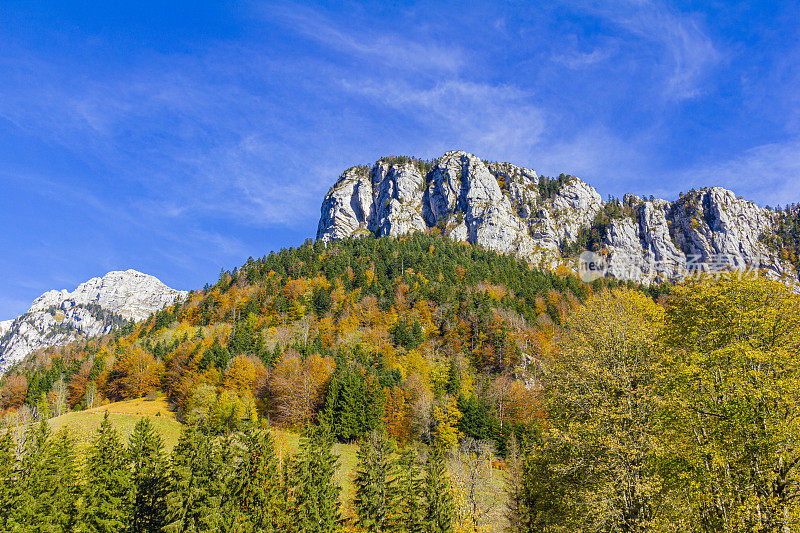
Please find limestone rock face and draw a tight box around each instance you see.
[318,151,600,266]
[317,150,797,284]
[0,270,187,374]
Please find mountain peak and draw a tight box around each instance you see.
[0,269,187,374]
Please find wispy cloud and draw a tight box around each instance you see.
[568,0,721,100]
[343,79,546,161]
[263,4,465,75]
[682,139,800,207]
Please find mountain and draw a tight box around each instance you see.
[317,150,796,284]
[0,269,187,374]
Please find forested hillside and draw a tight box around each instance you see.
[3,235,799,531]
[1,235,624,446]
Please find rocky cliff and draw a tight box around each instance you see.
[317,150,796,284]
[0,270,188,374]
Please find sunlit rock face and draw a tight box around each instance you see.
[0,270,187,374]
[318,151,794,284]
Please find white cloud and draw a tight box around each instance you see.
[683,139,800,207]
[569,0,721,100]
[263,4,465,74]
[342,79,547,162]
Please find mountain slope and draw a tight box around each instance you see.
[0,270,187,374]
[317,150,795,284]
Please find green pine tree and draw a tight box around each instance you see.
[323,363,385,442]
[290,425,341,533]
[422,450,454,533]
[127,417,169,532]
[84,411,133,533]
[353,432,395,532]
[216,431,247,532]
[15,421,81,532]
[388,447,425,533]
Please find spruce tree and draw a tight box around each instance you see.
[15,421,81,531]
[422,450,454,533]
[291,425,341,533]
[215,431,246,532]
[232,426,284,532]
[324,364,385,442]
[388,447,425,533]
[49,427,82,532]
[0,423,17,532]
[164,424,225,532]
[13,418,51,528]
[127,417,169,532]
[353,432,395,533]
[84,411,133,533]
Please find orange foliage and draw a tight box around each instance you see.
[268,349,334,427]
[384,386,411,444]
[0,373,27,410]
[223,355,268,395]
[67,359,94,408]
[106,346,163,400]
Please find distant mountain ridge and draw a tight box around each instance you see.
[0,269,187,374]
[317,150,797,284]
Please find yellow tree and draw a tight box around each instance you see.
[662,275,800,530]
[268,350,334,427]
[530,288,668,531]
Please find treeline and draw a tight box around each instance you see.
[0,414,456,533]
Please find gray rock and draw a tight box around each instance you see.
[317,150,797,285]
[0,269,187,374]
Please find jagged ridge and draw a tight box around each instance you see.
[317,150,796,284]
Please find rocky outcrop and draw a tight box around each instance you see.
[0,270,187,374]
[317,150,796,284]
[318,151,600,266]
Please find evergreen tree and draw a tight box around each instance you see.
[127,417,169,533]
[0,423,17,532]
[422,450,454,533]
[215,431,249,532]
[291,425,341,533]
[15,421,81,532]
[457,394,497,441]
[388,447,425,533]
[445,359,461,396]
[231,425,284,532]
[164,424,225,532]
[323,362,385,442]
[353,432,395,532]
[84,411,133,533]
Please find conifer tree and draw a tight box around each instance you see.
[14,421,81,532]
[291,425,341,533]
[164,424,225,532]
[323,363,385,442]
[216,431,247,532]
[127,417,169,532]
[49,427,82,532]
[353,432,395,532]
[84,411,133,533]
[13,419,51,528]
[233,425,284,532]
[422,450,454,533]
[0,423,17,532]
[388,447,425,533]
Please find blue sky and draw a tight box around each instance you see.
[0,0,798,318]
